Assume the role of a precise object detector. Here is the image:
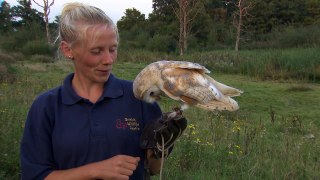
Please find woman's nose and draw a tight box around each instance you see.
[101,51,115,64]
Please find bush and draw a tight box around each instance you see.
[246,25,320,49]
[29,54,55,63]
[0,53,15,64]
[21,41,54,56]
[0,64,17,83]
[9,53,25,62]
[147,34,176,52]
[0,38,17,52]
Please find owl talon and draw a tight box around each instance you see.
[172,106,183,115]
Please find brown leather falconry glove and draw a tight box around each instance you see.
[140,110,187,159]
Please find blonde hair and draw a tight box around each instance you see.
[57,2,118,46]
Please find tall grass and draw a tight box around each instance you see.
[1,60,319,179]
[118,48,320,83]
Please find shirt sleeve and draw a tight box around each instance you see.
[20,95,55,180]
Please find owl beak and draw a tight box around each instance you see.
[150,92,161,101]
[154,95,161,101]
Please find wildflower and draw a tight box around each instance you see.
[232,121,241,132]
[188,123,196,129]
[228,151,234,155]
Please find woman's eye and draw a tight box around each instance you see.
[91,49,101,54]
[109,48,117,53]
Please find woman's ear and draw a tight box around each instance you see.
[60,41,73,59]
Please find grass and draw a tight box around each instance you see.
[118,48,320,83]
[0,59,319,179]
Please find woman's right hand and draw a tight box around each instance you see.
[45,155,140,180]
[90,155,140,180]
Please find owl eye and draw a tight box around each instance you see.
[150,92,155,96]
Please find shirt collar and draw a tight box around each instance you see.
[61,73,124,105]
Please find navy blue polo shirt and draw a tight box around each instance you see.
[20,73,162,180]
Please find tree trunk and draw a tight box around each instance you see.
[32,0,54,44]
[175,0,201,55]
[179,0,184,56]
[183,6,187,53]
[45,10,51,44]
[235,10,242,51]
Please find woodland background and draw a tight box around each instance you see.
[0,0,319,55]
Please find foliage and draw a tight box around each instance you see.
[2,0,320,52]
[147,34,176,52]
[28,54,55,63]
[117,48,320,83]
[0,21,46,52]
[0,1,13,33]
[0,52,24,83]
[117,8,146,30]
[116,0,320,51]
[21,40,54,56]
[11,0,45,28]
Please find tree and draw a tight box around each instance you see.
[305,0,320,24]
[12,0,44,28]
[151,0,176,20]
[117,8,146,31]
[149,0,177,36]
[32,0,55,44]
[227,0,253,51]
[174,0,203,55]
[0,1,13,33]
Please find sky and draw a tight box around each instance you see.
[4,0,153,23]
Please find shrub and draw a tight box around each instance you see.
[0,39,17,52]
[147,34,176,52]
[29,54,55,63]
[0,64,17,83]
[0,53,15,64]
[9,53,25,62]
[21,41,53,56]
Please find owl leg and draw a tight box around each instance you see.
[172,106,183,115]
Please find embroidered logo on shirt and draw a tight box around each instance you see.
[116,118,140,131]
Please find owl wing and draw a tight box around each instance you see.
[159,60,211,74]
[159,65,241,111]
[159,67,218,105]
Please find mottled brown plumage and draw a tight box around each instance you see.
[133,60,243,112]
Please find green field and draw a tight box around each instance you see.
[0,58,319,179]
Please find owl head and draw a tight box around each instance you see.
[133,63,162,103]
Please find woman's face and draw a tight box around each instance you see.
[71,24,118,84]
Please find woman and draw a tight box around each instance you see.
[20,3,164,179]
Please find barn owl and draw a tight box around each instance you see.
[133,60,243,112]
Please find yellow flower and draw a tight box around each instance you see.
[188,124,196,129]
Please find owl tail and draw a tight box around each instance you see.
[204,74,243,97]
[196,96,239,112]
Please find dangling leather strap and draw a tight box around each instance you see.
[144,151,151,180]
